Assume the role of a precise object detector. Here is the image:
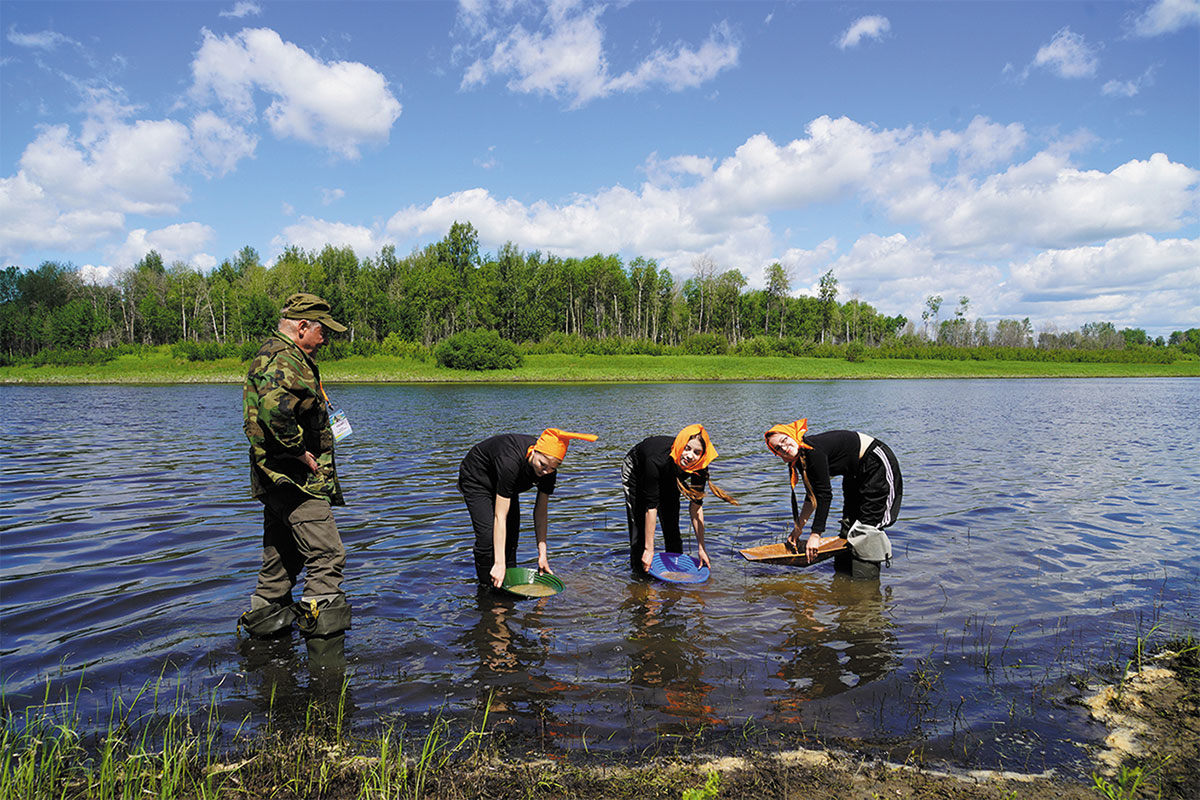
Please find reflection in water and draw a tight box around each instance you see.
[235,632,352,730]
[622,581,720,731]
[755,573,898,726]
[457,591,562,735]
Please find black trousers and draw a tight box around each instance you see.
[622,452,683,570]
[842,439,903,530]
[461,488,521,585]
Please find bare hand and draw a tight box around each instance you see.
[806,532,821,563]
[641,548,654,573]
[490,562,506,588]
[303,451,319,473]
[537,556,553,575]
[697,548,711,569]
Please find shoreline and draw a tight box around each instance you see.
[2,352,1198,385]
[5,647,1194,799]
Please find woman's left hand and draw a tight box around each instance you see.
[537,555,553,575]
[697,547,711,569]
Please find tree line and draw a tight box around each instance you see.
[1,221,1196,362]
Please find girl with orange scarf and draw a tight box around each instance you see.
[459,428,597,589]
[621,424,738,573]
[764,419,903,564]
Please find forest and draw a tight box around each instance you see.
[2,222,1196,365]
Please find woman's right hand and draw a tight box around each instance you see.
[641,547,654,573]
[805,532,822,563]
[490,562,506,588]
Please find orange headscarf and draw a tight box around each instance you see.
[671,424,717,473]
[527,428,599,461]
[764,418,814,487]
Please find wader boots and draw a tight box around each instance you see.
[238,594,296,638]
[295,593,352,638]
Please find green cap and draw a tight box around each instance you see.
[280,293,347,332]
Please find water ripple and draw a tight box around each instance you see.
[1,379,1197,771]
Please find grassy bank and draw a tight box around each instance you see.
[2,349,1198,384]
[3,639,1195,800]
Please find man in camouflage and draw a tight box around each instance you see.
[239,292,352,640]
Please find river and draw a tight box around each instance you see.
[1,378,1196,773]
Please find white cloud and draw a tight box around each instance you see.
[0,109,194,262]
[956,116,1028,172]
[6,26,79,50]
[79,264,117,284]
[1032,27,1099,78]
[271,216,387,257]
[110,222,217,268]
[190,111,258,176]
[0,81,259,264]
[1102,78,1140,97]
[375,114,1196,335]
[321,188,345,205]
[20,118,192,216]
[822,233,1009,324]
[837,16,891,50]
[893,152,1199,252]
[475,145,499,170]
[1009,233,1200,297]
[1130,0,1200,36]
[0,171,124,264]
[1102,65,1156,97]
[219,1,263,19]
[189,27,402,158]
[607,21,739,93]
[458,2,739,106]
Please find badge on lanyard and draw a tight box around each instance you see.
[322,384,353,443]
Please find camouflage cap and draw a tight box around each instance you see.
[280,293,347,332]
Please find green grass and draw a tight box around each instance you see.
[2,348,1198,384]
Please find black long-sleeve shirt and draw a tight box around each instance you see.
[799,430,861,534]
[627,436,705,509]
[458,434,556,498]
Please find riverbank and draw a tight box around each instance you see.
[4,644,1195,799]
[2,350,1198,383]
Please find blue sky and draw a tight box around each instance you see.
[2,0,1197,337]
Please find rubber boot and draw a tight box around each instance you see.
[238,594,296,638]
[295,594,352,638]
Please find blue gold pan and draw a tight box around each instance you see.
[648,552,709,584]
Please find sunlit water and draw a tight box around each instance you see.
[2,379,1197,774]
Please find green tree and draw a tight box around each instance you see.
[922,294,942,340]
[764,262,790,338]
[818,269,839,343]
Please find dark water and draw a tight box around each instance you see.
[2,379,1197,773]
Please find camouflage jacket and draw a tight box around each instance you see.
[243,332,344,505]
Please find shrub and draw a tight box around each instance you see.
[27,347,117,366]
[435,329,524,370]
[172,341,221,361]
[681,333,728,355]
[239,340,262,361]
[845,341,868,362]
[380,332,431,361]
[173,341,256,361]
[524,333,672,356]
[736,336,781,357]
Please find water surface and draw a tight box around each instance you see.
[1,379,1197,773]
